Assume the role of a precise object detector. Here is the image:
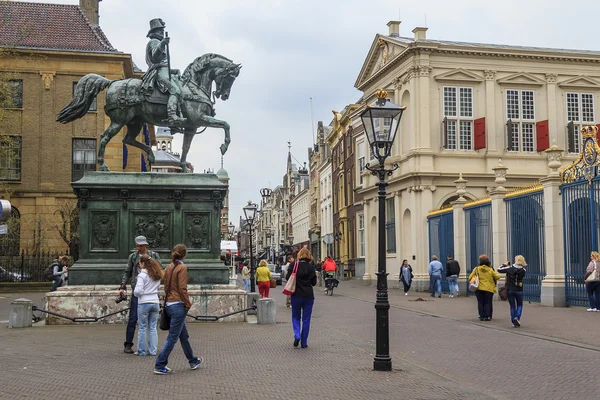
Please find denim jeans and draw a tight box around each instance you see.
[155,303,199,370]
[430,275,442,296]
[447,275,459,296]
[124,294,138,346]
[243,279,250,292]
[137,302,159,356]
[475,290,494,318]
[586,281,600,309]
[50,276,63,292]
[507,290,523,322]
[291,296,314,348]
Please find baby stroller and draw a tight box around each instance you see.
[324,273,339,296]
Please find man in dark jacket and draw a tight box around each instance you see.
[445,255,461,298]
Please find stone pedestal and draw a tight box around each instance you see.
[70,172,229,285]
[9,298,32,328]
[45,285,247,325]
[256,298,276,325]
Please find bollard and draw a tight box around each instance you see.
[9,298,33,328]
[247,293,261,315]
[256,298,276,325]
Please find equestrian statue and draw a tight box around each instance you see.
[57,18,241,173]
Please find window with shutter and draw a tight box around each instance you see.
[566,92,594,153]
[443,86,473,150]
[505,89,535,152]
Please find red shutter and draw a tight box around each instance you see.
[596,124,600,141]
[474,117,486,150]
[536,120,549,152]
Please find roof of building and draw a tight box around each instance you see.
[388,35,600,57]
[0,1,119,53]
[155,126,172,138]
[216,167,229,180]
[152,150,180,164]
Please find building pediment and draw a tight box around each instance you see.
[557,75,600,89]
[496,72,545,86]
[355,35,409,89]
[434,68,484,83]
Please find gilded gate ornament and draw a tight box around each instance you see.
[561,125,600,184]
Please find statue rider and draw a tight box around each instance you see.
[141,18,187,125]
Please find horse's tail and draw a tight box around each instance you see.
[56,74,113,123]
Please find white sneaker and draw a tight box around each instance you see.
[449,295,454,298]
[405,293,408,296]
[587,308,596,312]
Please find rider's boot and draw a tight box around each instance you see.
[166,95,187,125]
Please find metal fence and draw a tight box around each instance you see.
[505,189,545,302]
[562,177,600,307]
[464,201,493,295]
[0,250,69,283]
[427,210,454,293]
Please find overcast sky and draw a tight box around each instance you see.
[33,0,600,224]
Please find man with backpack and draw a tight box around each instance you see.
[119,235,161,354]
[48,256,70,292]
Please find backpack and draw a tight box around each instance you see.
[45,261,59,281]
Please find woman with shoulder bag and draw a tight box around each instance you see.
[400,259,413,295]
[468,254,500,321]
[286,248,317,348]
[154,244,202,375]
[134,255,163,356]
[498,256,527,327]
[584,251,600,312]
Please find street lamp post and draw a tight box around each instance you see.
[361,89,406,372]
[243,201,258,292]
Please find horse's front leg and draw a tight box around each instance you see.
[180,129,195,172]
[201,115,230,155]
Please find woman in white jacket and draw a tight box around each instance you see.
[134,254,164,356]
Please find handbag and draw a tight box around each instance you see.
[282,261,299,296]
[269,278,277,288]
[159,263,179,331]
[498,284,508,301]
[468,267,480,292]
[587,261,599,282]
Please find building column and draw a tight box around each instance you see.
[484,70,497,151]
[490,190,507,266]
[540,144,566,307]
[392,190,402,283]
[414,185,434,291]
[362,197,373,285]
[545,74,561,150]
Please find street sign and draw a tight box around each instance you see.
[0,224,7,235]
[220,240,238,251]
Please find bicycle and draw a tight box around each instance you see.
[324,272,339,296]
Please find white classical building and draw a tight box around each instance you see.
[291,173,310,248]
[356,21,590,296]
[319,161,333,259]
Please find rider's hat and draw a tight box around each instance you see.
[147,18,166,37]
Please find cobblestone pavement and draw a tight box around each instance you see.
[0,279,596,400]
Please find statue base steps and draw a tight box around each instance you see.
[45,284,247,325]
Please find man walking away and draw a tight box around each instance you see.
[119,236,161,354]
[446,254,461,297]
[428,255,443,298]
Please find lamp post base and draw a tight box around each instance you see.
[373,356,392,371]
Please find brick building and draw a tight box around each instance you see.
[0,0,140,254]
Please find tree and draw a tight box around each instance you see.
[54,200,80,261]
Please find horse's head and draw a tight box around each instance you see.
[214,62,242,101]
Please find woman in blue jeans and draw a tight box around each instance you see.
[584,251,600,312]
[154,244,202,374]
[134,255,163,356]
[285,247,317,348]
[498,256,527,327]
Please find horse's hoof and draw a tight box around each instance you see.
[220,144,228,155]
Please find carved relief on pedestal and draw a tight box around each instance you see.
[91,212,118,250]
[185,213,210,250]
[132,213,170,249]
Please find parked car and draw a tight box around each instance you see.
[0,266,31,282]
[268,264,282,285]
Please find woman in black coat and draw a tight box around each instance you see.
[285,247,317,348]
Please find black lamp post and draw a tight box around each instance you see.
[361,89,406,372]
[243,201,258,292]
[227,222,235,240]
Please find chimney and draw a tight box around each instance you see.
[387,20,401,37]
[412,27,428,41]
[79,0,102,25]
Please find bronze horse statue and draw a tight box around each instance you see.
[57,53,241,172]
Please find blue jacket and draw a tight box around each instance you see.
[428,260,443,276]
